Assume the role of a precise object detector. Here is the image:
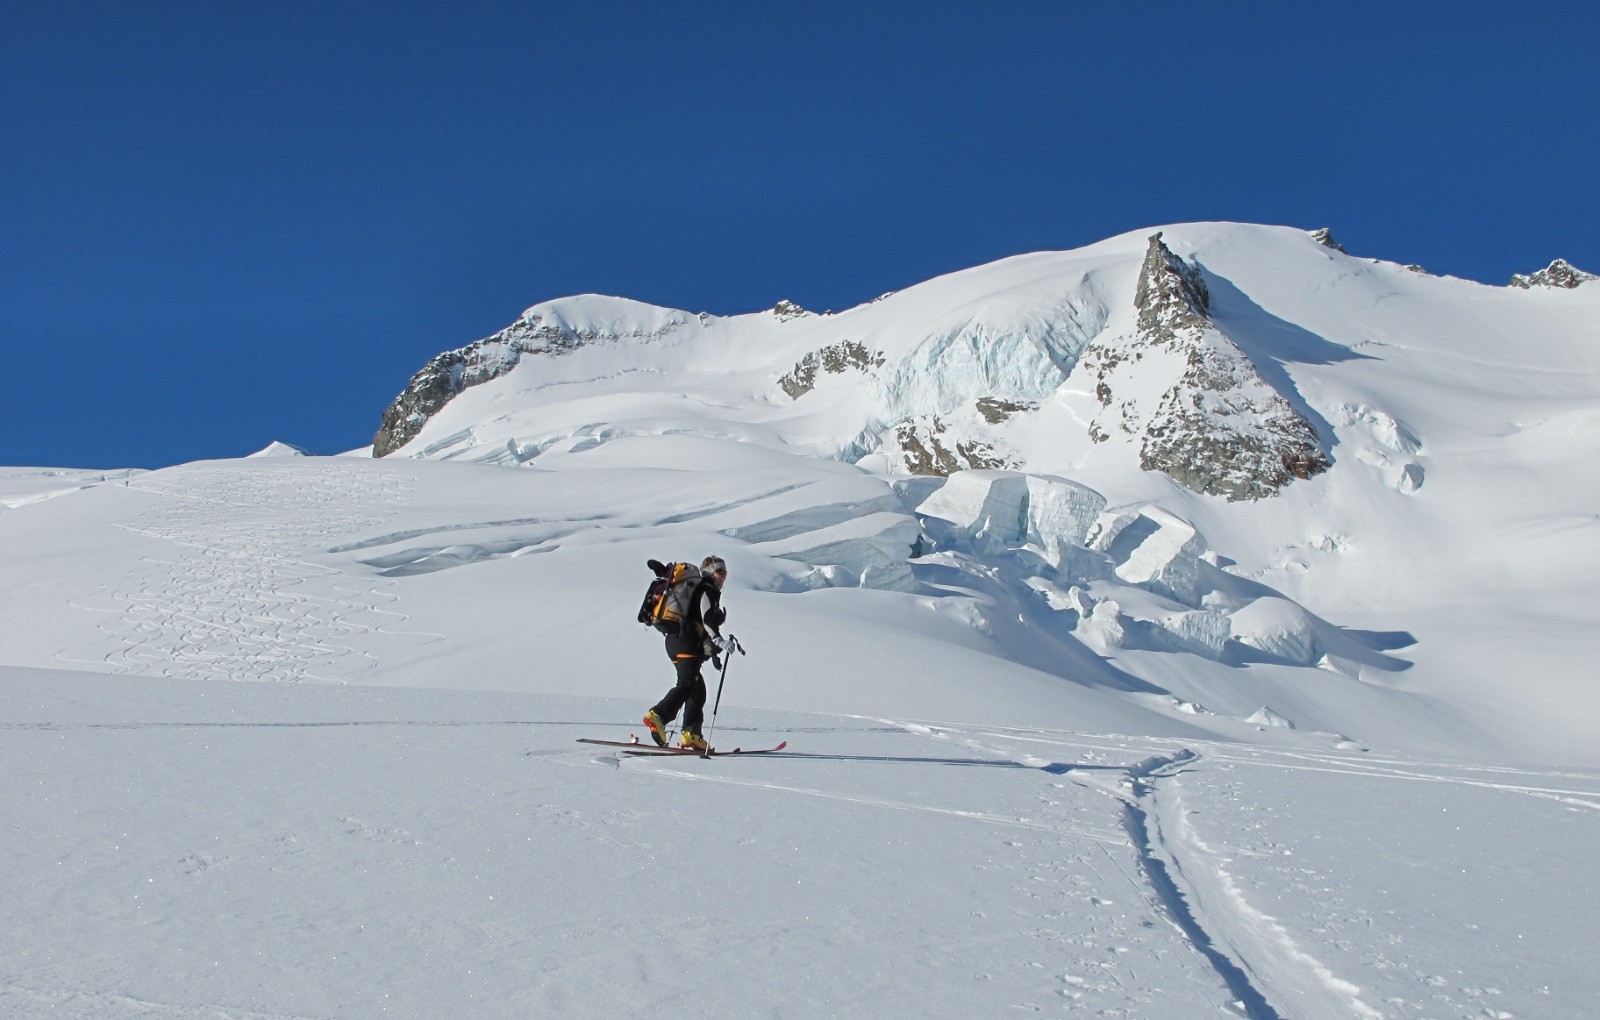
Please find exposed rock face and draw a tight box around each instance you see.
[975,397,1036,424]
[1075,233,1330,501]
[1510,259,1598,290]
[771,299,812,320]
[373,311,683,457]
[1309,227,1347,254]
[894,416,1011,475]
[779,340,884,399]
[1134,230,1212,332]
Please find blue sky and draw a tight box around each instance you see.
[4,1,1595,468]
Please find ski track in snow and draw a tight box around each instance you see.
[567,723,1242,1013]
[582,719,1354,1017]
[7,676,1596,1018]
[0,984,324,1020]
[55,466,444,683]
[888,722,1307,1018]
[685,718,1594,1020]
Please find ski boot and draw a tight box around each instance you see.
[643,710,668,747]
[680,730,709,753]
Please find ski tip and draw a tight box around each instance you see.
[775,740,788,750]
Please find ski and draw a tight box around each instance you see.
[623,740,787,758]
[576,738,788,757]
[723,741,787,756]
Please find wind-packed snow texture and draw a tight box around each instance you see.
[3,222,1598,1018]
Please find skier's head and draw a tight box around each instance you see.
[702,555,728,587]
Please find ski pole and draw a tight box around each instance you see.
[706,635,743,748]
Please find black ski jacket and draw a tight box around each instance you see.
[665,578,725,659]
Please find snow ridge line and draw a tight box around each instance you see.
[1115,750,1285,1019]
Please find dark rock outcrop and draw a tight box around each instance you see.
[1309,227,1347,254]
[779,340,884,399]
[1510,259,1597,290]
[975,397,1036,424]
[1075,234,1330,501]
[893,416,1011,475]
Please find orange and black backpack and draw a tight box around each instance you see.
[638,559,704,635]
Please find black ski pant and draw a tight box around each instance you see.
[651,654,708,736]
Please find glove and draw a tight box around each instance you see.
[711,634,736,654]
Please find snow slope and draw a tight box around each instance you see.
[5,665,1596,1019]
[373,221,1600,763]
[3,221,1598,1018]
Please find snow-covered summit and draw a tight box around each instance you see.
[372,221,1594,501]
[248,440,310,458]
[514,293,703,336]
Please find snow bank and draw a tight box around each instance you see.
[1334,403,1422,455]
[1229,596,1322,664]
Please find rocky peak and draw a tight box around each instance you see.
[1309,227,1347,254]
[1509,259,1597,290]
[1075,235,1330,501]
[771,299,812,320]
[1134,232,1210,331]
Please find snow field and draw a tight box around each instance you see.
[4,220,1599,1017]
[6,668,1596,1019]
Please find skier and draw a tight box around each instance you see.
[643,555,735,750]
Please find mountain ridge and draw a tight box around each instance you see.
[370,220,1592,497]
[346,220,1600,763]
